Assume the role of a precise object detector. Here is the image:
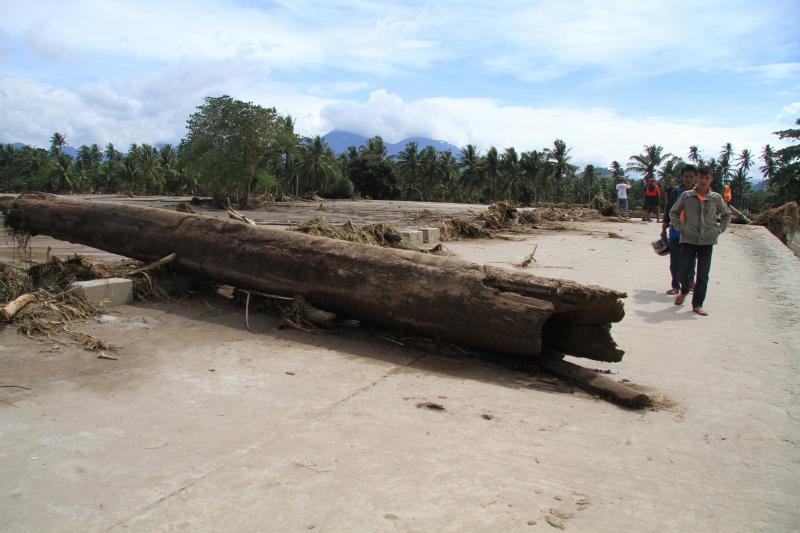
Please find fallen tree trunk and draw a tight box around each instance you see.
[5,194,627,361]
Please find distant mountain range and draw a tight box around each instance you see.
[322,130,461,157]
[5,142,78,157]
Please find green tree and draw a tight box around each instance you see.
[458,145,482,202]
[545,139,574,202]
[438,151,460,202]
[520,150,545,203]
[418,146,442,200]
[760,144,777,183]
[182,95,284,207]
[50,132,66,156]
[627,144,673,181]
[719,143,734,184]
[688,145,703,165]
[299,135,339,194]
[52,152,74,192]
[581,164,597,202]
[499,147,522,201]
[483,146,500,200]
[770,118,800,203]
[396,141,420,200]
[346,136,397,199]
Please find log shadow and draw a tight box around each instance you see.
[147,294,585,401]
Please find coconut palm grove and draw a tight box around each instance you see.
[2,96,798,212]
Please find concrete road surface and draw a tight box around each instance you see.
[1,220,798,532]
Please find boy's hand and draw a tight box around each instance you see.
[660,228,667,239]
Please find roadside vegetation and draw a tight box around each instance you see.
[1,96,797,211]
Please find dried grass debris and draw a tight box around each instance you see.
[294,216,403,247]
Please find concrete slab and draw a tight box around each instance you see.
[399,230,423,245]
[70,278,133,306]
[420,227,440,244]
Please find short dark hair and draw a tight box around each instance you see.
[682,164,697,175]
[697,165,712,176]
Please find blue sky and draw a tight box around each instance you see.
[1,0,799,168]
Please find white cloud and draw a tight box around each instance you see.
[777,102,800,123]
[0,73,331,148]
[3,0,796,84]
[319,90,786,166]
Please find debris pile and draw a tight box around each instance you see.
[1,252,200,352]
[751,202,799,243]
[294,216,403,246]
[588,194,617,216]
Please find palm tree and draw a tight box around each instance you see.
[627,144,673,181]
[396,141,420,200]
[688,145,703,165]
[139,144,163,194]
[299,136,338,194]
[736,149,753,174]
[760,144,777,183]
[520,150,544,203]
[50,132,66,156]
[365,136,388,159]
[499,147,521,201]
[278,115,299,196]
[458,144,482,201]
[581,164,597,202]
[719,143,734,184]
[418,146,443,201]
[121,156,139,195]
[54,152,73,192]
[546,139,573,202]
[731,148,754,207]
[438,151,460,201]
[483,146,500,200]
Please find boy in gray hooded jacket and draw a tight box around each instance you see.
[669,166,732,315]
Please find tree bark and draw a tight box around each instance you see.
[5,193,627,362]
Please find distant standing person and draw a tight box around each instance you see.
[643,177,661,221]
[722,182,732,205]
[662,165,697,295]
[615,178,631,217]
[669,166,732,316]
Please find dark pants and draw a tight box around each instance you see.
[679,243,713,308]
[669,237,695,290]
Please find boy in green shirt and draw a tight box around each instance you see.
[668,166,732,316]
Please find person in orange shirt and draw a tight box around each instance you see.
[722,183,732,204]
[643,177,661,221]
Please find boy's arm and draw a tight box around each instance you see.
[669,193,685,232]
[717,196,732,233]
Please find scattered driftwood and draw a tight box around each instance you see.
[728,204,751,224]
[536,356,650,408]
[124,253,177,276]
[5,194,627,362]
[227,208,256,225]
[1,293,37,321]
[518,244,538,267]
